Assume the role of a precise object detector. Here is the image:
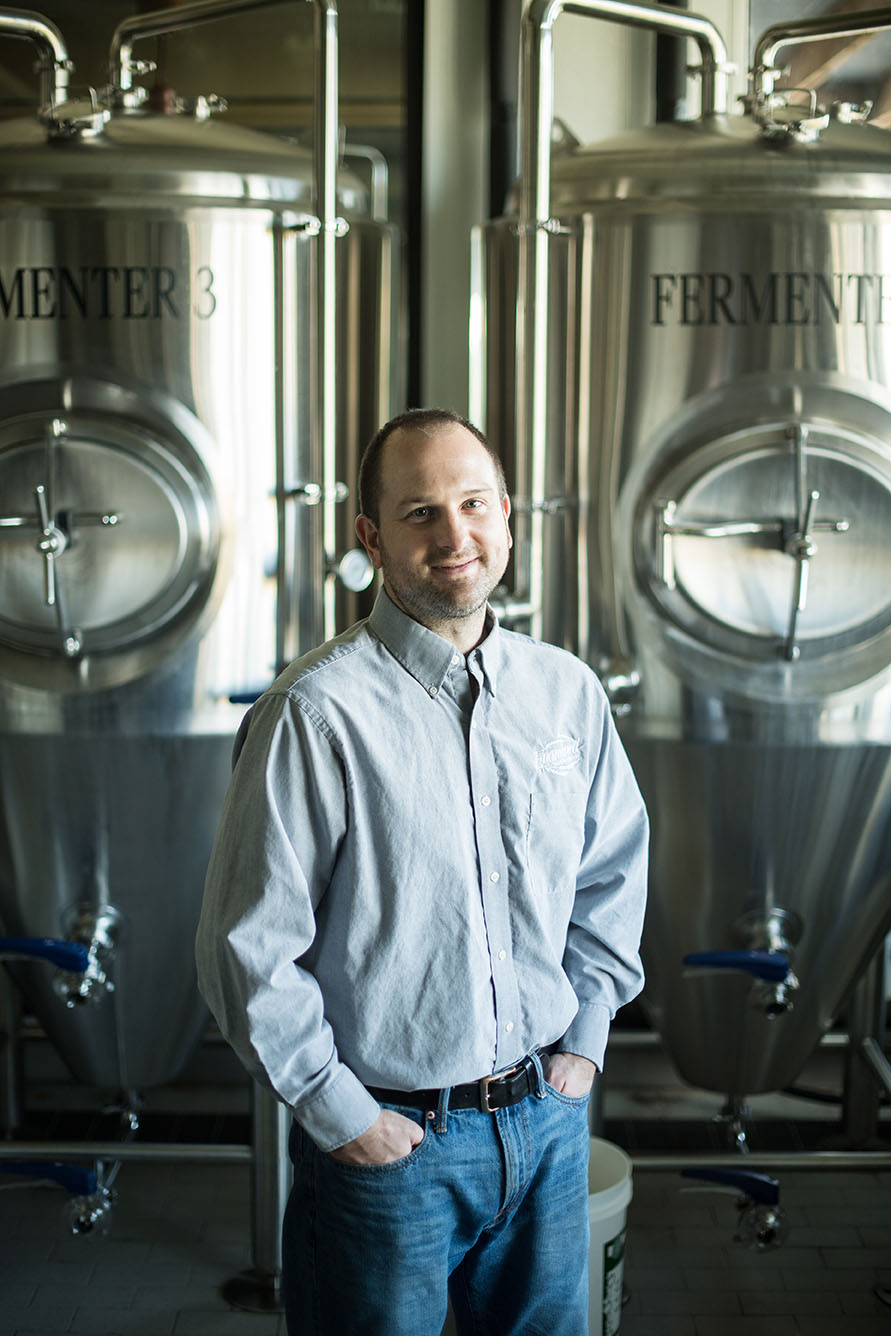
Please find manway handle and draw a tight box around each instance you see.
[683,948,790,982]
[0,936,89,973]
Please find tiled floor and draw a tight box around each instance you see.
[0,1159,285,1336]
[620,1166,891,1336]
[1,1034,889,1335]
[1,1137,890,1334]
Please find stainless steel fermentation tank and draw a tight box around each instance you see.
[473,0,891,1101]
[0,0,398,1095]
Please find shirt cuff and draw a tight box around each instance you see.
[293,1063,383,1152]
[559,1002,612,1072]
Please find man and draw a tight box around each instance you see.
[196,408,648,1336]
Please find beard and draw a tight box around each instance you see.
[378,541,508,629]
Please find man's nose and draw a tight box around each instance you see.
[432,509,468,550]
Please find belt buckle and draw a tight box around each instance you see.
[479,1062,521,1112]
[479,1072,499,1113]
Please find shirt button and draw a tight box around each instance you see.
[428,685,438,697]
[489,871,500,883]
[451,655,461,666]
[505,1021,515,1033]
[498,948,506,961]
[481,795,491,807]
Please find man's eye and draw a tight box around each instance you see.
[410,507,429,519]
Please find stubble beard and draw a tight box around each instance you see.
[379,544,507,629]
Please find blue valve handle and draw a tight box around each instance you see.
[1,1160,98,1197]
[0,936,90,973]
[682,949,790,982]
[681,1167,780,1205]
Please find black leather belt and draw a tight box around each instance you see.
[368,1051,540,1114]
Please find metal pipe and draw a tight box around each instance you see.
[604,1026,852,1049]
[633,1150,891,1170]
[0,7,69,106]
[753,8,891,99]
[109,0,295,93]
[515,0,728,635]
[107,0,342,648]
[315,0,340,644]
[0,1140,251,1163]
[342,144,388,222]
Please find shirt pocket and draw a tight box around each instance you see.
[523,762,589,897]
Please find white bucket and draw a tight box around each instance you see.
[588,1137,633,1336]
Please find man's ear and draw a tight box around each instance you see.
[502,493,513,550]
[355,514,384,570]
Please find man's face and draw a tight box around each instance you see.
[356,424,512,633]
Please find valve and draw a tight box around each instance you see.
[681,1168,786,1249]
[51,905,121,1008]
[599,657,641,717]
[682,948,799,1018]
[330,548,375,593]
[0,1161,115,1237]
[0,936,89,973]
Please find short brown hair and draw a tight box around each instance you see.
[357,408,507,525]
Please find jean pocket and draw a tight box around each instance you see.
[326,1110,432,1176]
[545,1081,591,1108]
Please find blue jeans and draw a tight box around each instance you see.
[282,1066,591,1336]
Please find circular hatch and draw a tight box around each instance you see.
[0,404,219,687]
[636,419,891,675]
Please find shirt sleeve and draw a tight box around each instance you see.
[559,683,649,1070]
[195,692,382,1152]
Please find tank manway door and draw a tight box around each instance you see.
[0,406,218,689]
[638,419,891,683]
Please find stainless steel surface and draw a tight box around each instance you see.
[0,6,399,1092]
[510,0,729,639]
[477,9,891,1100]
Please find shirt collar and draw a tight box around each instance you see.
[368,590,502,697]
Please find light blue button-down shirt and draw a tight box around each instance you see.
[196,591,648,1151]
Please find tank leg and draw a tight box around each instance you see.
[221,1083,290,1313]
[841,943,888,1148]
[0,970,23,1136]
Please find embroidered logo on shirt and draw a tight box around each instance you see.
[537,736,583,773]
